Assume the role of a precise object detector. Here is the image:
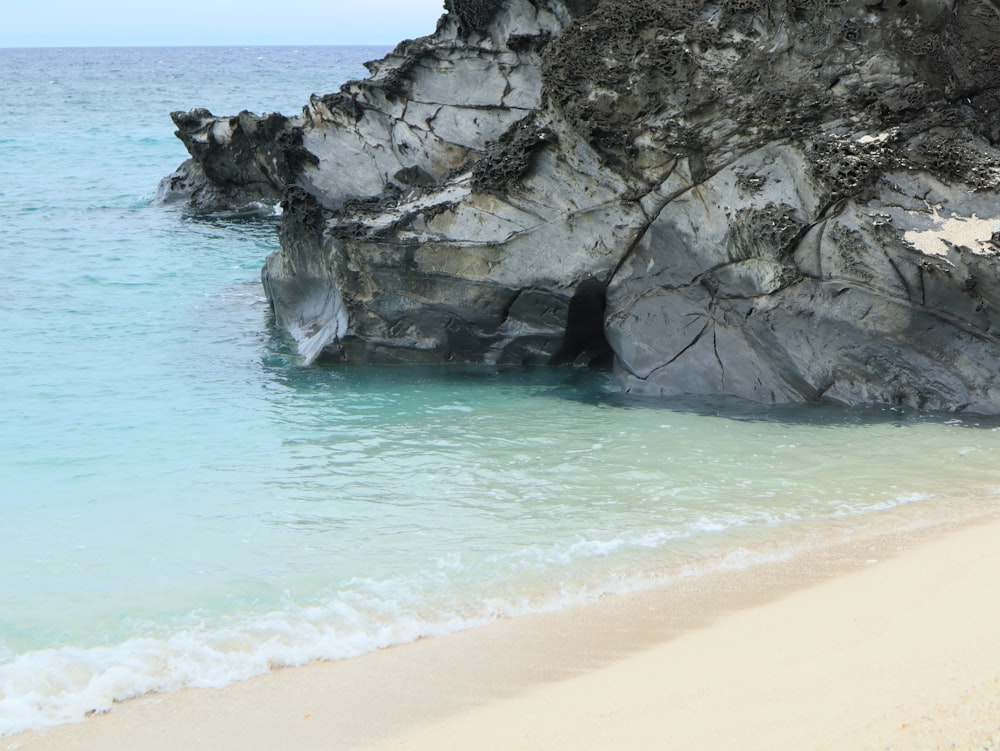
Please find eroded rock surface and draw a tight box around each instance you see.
[161,0,1000,412]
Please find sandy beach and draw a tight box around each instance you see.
[8,515,1000,751]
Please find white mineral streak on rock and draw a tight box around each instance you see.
[903,208,1000,257]
[287,286,349,366]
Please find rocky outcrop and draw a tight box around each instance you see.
[161,0,1000,413]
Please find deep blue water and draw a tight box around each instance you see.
[1,46,999,735]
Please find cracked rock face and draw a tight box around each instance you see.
[162,0,1000,413]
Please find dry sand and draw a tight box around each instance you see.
[8,516,1000,751]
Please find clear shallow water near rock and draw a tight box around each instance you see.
[1,46,999,736]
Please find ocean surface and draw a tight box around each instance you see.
[1,45,999,736]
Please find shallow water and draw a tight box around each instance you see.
[1,46,999,736]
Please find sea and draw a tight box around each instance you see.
[1,45,999,737]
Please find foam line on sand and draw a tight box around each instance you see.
[9,517,1000,751]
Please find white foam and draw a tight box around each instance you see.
[8,559,719,738]
[0,494,934,739]
[0,514,781,737]
[832,492,933,518]
[0,603,491,737]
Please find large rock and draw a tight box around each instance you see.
[161,0,1000,413]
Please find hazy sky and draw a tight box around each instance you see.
[0,0,446,46]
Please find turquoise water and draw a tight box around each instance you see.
[2,46,1000,736]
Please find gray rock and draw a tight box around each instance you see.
[262,112,642,367]
[156,109,313,214]
[162,0,1000,413]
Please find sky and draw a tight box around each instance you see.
[0,0,446,47]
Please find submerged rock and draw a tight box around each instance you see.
[161,0,1000,413]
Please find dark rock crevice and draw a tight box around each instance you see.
[552,278,614,367]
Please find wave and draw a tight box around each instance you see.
[0,492,932,737]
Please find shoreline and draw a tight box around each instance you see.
[8,508,1000,751]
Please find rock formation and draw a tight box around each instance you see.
[159,0,1000,413]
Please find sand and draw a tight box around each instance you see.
[7,517,1000,751]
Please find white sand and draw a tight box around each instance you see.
[8,518,1000,751]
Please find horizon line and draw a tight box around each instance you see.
[0,41,410,49]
